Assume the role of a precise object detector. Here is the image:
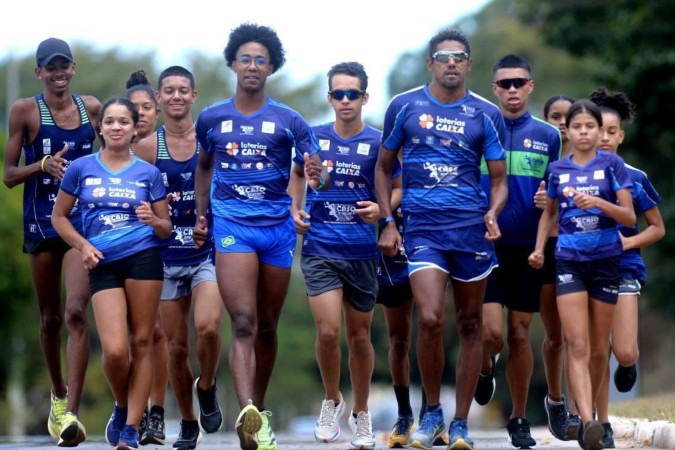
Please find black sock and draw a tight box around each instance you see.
[394,385,413,418]
[150,405,164,418]
[419,388,428,422]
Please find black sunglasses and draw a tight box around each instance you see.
[493,77,531,89]
[431,50,469,63]
[329,89,365,101]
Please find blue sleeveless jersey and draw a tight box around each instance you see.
[22,94,96,239]
[547,151,632,261]
[619,164,661,283]
[480,111,561,245]
[377,207,409,286]
[302,123,399,260]
[59,153,167,264]
[195,97,321,226]
[381,86,506,231]
[155,127,212,266]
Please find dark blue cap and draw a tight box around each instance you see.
[36,38,73,67]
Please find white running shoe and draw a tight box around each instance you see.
[314,392,345,442]
[348,410,376,449]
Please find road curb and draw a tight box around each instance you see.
[611,415,675,449]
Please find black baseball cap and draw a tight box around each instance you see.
[36,38,73,67]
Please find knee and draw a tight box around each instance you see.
[103,346,128,368]
[231,315,256,340]
[64,303,88,333]
[507,325,530,348]
[197,325,221,347]
[316,327,340,348]
[482,327,504,352]
[417,313,444,337]
[168,339,189,364]
[256,321,278,347]
[543,333,565,353]
[346,327,371,350]
[40,312,63,335]
[130,335,152,358]
[389,332,411,358]
[566,338,589,360]
[457,316,481,339]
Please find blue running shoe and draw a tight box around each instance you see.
[449,418,475,450]
[105,404,127,446]
[116,424,139,449]
[409,406,445,450]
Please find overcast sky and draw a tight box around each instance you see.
[2,0,489,120]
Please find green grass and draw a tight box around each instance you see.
[610,393,675,422]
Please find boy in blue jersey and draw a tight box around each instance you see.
[290,61,391,450]
[193,23,328,450]
[3,38,101,447]
[134,66,224,450]
[476,55,565,448]
[375,29,507,450]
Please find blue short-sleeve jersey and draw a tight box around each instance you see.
[381,86,506,231]
[619,164,662,282]
[301,123,400,260]
[195,97,321,226]
[59,152,167,263]
[547,151,632,261]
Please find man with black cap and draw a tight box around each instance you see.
[3,37,101,447]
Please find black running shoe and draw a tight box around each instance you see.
[614,364,637,392]
[580,420,604,450]
[173,420,202,450]
[474,354,499,405]
[544,394,569,440]
[565,413,582,441]
[194,376,223,433]
[600,422,615,448]
[506,417,536,449]
[141,410,165,445]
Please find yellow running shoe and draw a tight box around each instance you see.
[235,400,262,450]
[388,415,414,448]
[48,391,68,440]
[257,410,277,450]
[58,411,86,447]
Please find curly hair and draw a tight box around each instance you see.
[589,87,635,123]
[223,23,286,74]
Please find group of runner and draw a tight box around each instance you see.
[3,21,663,450]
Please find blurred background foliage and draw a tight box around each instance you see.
[1,0,674,436]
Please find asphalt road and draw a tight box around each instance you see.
[0,427,644,449]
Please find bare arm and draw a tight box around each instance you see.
[528,196,558,269]
[193,150,214,248]
[485,159,508,242]
[51,190,103,269]
[621,205,665,251]
[3,99,39,188]
[82,95,102,145]
[131,132,158,164]
[375,147,401,257]
[289,161,310,235]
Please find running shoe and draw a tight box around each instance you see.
[138,408,148,444]
[48,390,68,440]
[579,420,604,450]
[258,410,277,450]
[140,409,165,445]
[600,422,615,448]
[173,420,202,450]
[565,413,582,441]
[388,415,414,448]
[348,410,376,450]
[474,354,499,405]
[314,392,346,442]
[106,404,128,446]
[544,394,570,440]
[409,406,445,450]
[506,417,536,448]
[235,400,262,450]
[614,364,637,392]
[58,411,86,447]
[194,376,223,433]
[448,417,475,450]
[116,424,139,450]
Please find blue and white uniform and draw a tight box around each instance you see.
[619,164,661,290]
[547,151,632,261]
[380,86,506,280]
[155,127,211,267]
[23,94,96,239]
[302,123,392,260]
[196,97,320,225]
[59,152,167,263]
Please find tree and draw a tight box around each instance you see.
[512,0,675,316]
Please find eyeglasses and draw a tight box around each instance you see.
[493,77,531,89]
[328,89,365,101]
[431,50,469,63]
[237,55,268,67]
